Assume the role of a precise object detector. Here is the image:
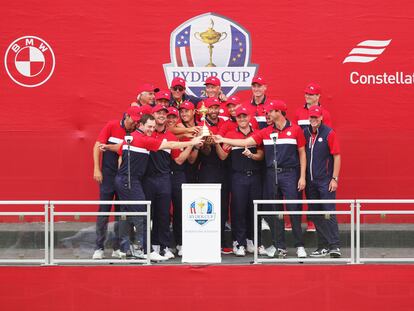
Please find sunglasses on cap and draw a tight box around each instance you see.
[172,86,185,92]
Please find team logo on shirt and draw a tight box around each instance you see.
[163,12,257,97]
[287,131,292,136]
[4,36,55,87]
[318,137,323,142]
[188,197,216,225]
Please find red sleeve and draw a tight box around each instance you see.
[296,126,306,148]
[217,121,228,136]
[250,117,259,130]
[143,136,162,152]
[327,130,340,155]
[223,131,235,153]
[117,141,124,156]
[322,109,333,128]
[167,132,180,159]
[97,122,112,143]
[251,127,266,145]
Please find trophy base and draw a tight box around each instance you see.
[205,63,216,67]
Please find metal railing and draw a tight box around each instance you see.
[1,199,414,265]
[253,199,354,264]
[49,200,152,265]
[356,199,414,263]
[0,201,49,265]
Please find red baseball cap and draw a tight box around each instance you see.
[225,95,241,106]
[251,75,266,85]
[235,106,250,117]
[204,76,221,86]
[167,107,179,117]
[127,106,143,122]
[205,97,221,108]
[140,105,153,115]
[304,82,321,95]
[264,100,287,112]
[171,77,186,88]
[308,105,323,117]
[137,83,160,95]
[179,101,195,110]
[155,90,171,101]
[152,104,169,114]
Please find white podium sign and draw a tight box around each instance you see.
[181,183,221,263]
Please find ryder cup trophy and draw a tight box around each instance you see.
[194,19,227,67]
[197,101,211,137]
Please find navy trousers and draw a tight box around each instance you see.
[263,169,304,249]
[231,171,262,247]
[171,170,186,246]
[95,176,120,251]
[115,175,147,253]
[305,178,340,249]
[143,174,172,250]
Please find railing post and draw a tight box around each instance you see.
[356,201,361,264]
[253,202,258,264]
[49,204,55,265]
[350,201,355,264]
[44,203,49,265]
[146,202,151,265]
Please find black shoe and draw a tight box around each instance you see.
[329,248,341,258]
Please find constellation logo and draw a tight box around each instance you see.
[343,39,391,64]
[4,36,55,87]
[163,12,257,97]
[343,39,414,85]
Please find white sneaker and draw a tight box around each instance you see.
[162,247,175,259]
[232,241,238,253]
[265,245,277,258]
[118,251,127,259]
[152,245,161,253]
[235,246,246,257]
[261,218,270,230]
[176,245,182,256]
[258,245,267,256]
[92,249,104,259]
[296,246,307,258]
[112,249,122,259]
[134,249,147,259]
[246,239,255,253]
[150,251,168,262]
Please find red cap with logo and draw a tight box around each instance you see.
[171,77,186,88]
[251,75,266,85]
[308,105,323,117]
[235,106,250,117]
[179,101,195,110]
[225,95,241,106]
[204,76,221,86]
[167,107,179,117]
[127,106,144,122]
[152,104,169,114]
[155,90,171,101]
[304,82,321,95]
[205,97,221,108]
[140,105,153,115]
[137,83,160,95]
[264,100,287,112]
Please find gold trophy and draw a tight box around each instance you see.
[194,19,227,67]
[197,101,211,137]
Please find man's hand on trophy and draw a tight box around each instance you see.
[191,126,202,136]
[212,135,224,144]
[191,135,205,146]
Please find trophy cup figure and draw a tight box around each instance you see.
[194,19,227,67]
[197,101,211,137]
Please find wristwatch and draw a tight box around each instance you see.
[332,177,339,182]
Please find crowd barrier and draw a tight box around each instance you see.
[0,199,413,265]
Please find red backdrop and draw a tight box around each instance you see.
[1,0,414,203]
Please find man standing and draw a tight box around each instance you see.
[246,75,268,129]
[295,82,333,232]
[216,106,264,256]
[213,100,308,258]
[102,114,203,260]
[136,83,159,107]
[305,105,341,258]
[92,106,140,260]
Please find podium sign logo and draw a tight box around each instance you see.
[164,12,257,97]
[4,36,55,87]
[188,197,216,225]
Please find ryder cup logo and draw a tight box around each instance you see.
[4,36,55,87]
[163,12,257,97]
[188,197,216,225]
